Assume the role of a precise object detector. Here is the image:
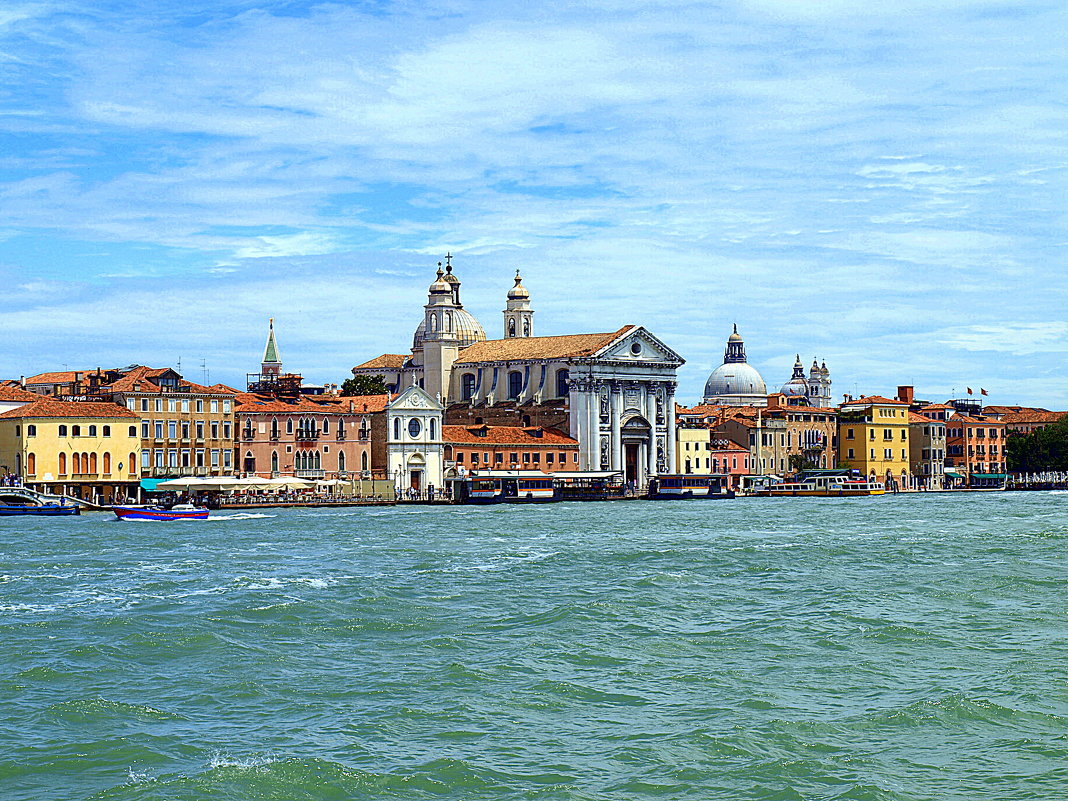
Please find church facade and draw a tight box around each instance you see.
[352,258,684,485]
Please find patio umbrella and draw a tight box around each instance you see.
[263,477,316,490]
[154,476,206,490]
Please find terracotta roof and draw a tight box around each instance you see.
[234,392,389,415]
[454,327,633,364]
[24,370,86,385]
[354,354,408,370]
[951,413,1004,425]
[920,403,954,411]
[98,365,235,396]
[998,409,1066,425]
[0,383,39,402]
[443,425,578,446]
[0,398,138,420]
[909,411,944,424]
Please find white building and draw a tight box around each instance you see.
[385,386,444,495]
[353,259,684,486]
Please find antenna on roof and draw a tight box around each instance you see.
[177,356,182,374]
[201,358,209,385]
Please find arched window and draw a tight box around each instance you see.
[58,425,68,437]
[446,311,453,331]
[271,417,279,437]
[508,318,516,337]
[128,453,136,474]
[508,371,523,399]
[58,453,67,475]
[296,451,304,470]
[103,452,111,473]
[523,319,530,336]
[244,451,256,473]
[129,425,136,437]
[90,453,98,474]
[322,418,329,434]
[556,369,570,397]
[338,450,346,472]
[430,312,438,332]
[88,425,97,437]
[444,445,453,460]
[72,425,81,437]
[286,419,293,434]
[271,451,279,473]
[314,451,321,469]
[72,453,80,474]
[461,373,476,401]
[103,425,112,436]
[27,453,35,475]
[26,425,36,437]
[361,451,369,471]
[429,419,436,440]
[394,418,401,440]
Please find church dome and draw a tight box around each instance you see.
[704,362,767,399]
[781,355,808,396]
[412,308,487,351]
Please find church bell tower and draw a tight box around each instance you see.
[503,269,534,338]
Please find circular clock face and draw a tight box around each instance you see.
[408,418,422,438]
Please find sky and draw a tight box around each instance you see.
[1,0,1066,406]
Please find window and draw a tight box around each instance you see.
[211,422,219,439]
[271,451,279,473]
[168,420,177,439]
[394,418,401,440]
[27,453,35,475]
[884,448,893,459]
[532,453,540,464]
[26,424,36,437]
[196,422,204,439]
[560,452,568,464]
[211,449,220,467]
[127,399,136,411]
[58,425,68,437]
[429,419,436,440]
[408,418,421,438]
[196,400,204,413]
[471,452,480,464]
[168,399,176,412]
[211,400,219,413]
[461,373,476,401]
[495,452,503,464]
[141,399,149,411]
[338,451,345,472]
[72,425,81,437]
[556,370,570,397]
[155,399,163,412]
[286,419,293,434]
[223,400,231,414]
[101,425,110,437]
[522,452,530,463]
[141,450,150,468]
[154,421,164,439]
[181,399,189,412]
[58,453,67,474]
[508,371,523,399]
[361,451,369,471]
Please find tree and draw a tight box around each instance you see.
[341,375,388,396]
[1007,417,1068,472]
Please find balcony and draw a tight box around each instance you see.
[295,469,325,479]
[295,429,320,441]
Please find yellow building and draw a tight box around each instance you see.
[0,398,141,503]
[837,396,911,488]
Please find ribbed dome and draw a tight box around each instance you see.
[412,309,487,351]
[429,268,450,295]
[704,362,767,399]
[781,377,808,396]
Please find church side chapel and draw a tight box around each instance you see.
[352,257,684,486]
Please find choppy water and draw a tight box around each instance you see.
[2,493,1067,800]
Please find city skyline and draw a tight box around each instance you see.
[1,1,1066,406]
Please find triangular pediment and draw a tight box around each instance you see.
[594,326,685,365]
[389,385,444,411]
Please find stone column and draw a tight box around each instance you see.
[610,381,621,471]
[646,383,658,479]
[665,382,677,471]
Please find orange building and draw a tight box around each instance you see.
[443,424,579,473]
[945,413,1007,486]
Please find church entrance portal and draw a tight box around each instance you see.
[624,444,640,485]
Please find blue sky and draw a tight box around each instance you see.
[1,0,1065,406]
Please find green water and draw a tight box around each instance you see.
[2,493,1067,800]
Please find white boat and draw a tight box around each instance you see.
[759,473,885,497]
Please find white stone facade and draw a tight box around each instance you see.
[386,386,444,494]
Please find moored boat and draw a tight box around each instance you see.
[648,474,735,499]
[758,472,885,497]
[113,503,209,521]
[0,503,80,516]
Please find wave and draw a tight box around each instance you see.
[207,513,277,521]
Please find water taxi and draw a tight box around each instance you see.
[648,474,735,499]
[758,472,885,497]
[452,471,557,504]
[0,503,80,517]
[113,503,209,521]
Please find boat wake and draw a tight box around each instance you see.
[207,513,277,521]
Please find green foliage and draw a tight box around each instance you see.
[341,375,388,397]
[789,453,816,473]
[1007,417,1068,472]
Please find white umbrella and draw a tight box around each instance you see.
[154,476,205,489]
[315,479,345,486]
[263,477,315,490]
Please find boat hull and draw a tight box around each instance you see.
[0,504,80,516]
[113,506,209,521]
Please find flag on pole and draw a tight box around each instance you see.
[980,388,988,396]
[966,387,973,395]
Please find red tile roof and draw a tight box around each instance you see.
[443,424,578,446]
[454,327,633,364]
[0,383,39,402]
[353,354,408,370]
[23,370,86,385]
[234,392,391,415]
[843,395,909,406]
[0,398,138,420]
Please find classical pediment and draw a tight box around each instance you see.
[389,385,444,412]
[595,326,685,365]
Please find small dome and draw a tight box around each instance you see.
[412,308,487,351]
[429,267,450,294]
[727,323,743,343]
[507,270,529,300]
[704,362,767,400]
[781,377,808,396]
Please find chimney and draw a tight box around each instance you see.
[349,400,355,413]
[897,385,914,405]
[766,393,780,410]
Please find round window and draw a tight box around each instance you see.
[630,341,642,355]
[408,418,422,438]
